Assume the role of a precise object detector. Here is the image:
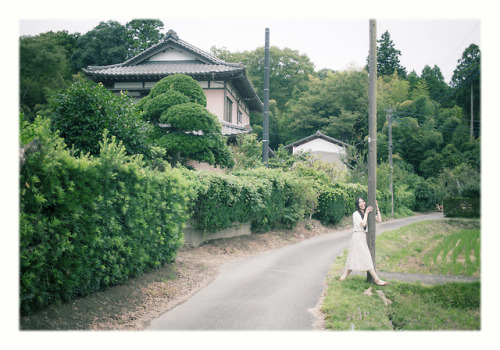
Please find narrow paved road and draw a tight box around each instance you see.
[147,212,444,330]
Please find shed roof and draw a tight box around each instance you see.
[84,30,263,112]
[284,131,351,150]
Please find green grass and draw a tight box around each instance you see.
[322,219,480,330]
[385,281,480,330]
[376,219,480,276]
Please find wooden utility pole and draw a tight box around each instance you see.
[387,108,394,218]
[262,28,270,166]
[367,19,377,283]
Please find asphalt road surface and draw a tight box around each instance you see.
[147,212,444,330]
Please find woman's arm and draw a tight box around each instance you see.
[361,206,373,227]
[375,201,382,222]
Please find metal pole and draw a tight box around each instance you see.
[262,28,270,166]
[367,19,377,283]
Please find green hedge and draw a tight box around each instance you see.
[443,197,480,218]
[186,168,313,234]
[313,183,392,225]
[20,119,193,315]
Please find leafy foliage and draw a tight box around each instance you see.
[185,168,312,233]
[280,70,369,145]
[139,74,233,168]
[213,46,314,112]
[20,118,194,315]
[71,21,129,70]
[49,80,153,157]
[20,31,77,121]
[373,30,407,78]
[125,19,165,59]
[451,43,481,137]
[149,74,207,106]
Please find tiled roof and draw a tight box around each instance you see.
[85,62,242,77]
[157,121,251,137]
[221,122,252,137]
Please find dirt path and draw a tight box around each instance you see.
[20,220,343,330]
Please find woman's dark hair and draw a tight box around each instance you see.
[355,197,365,217]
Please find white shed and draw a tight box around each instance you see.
[284,131,350,169]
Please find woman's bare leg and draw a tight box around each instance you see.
[368,269,388,285]
[339,269,351,281]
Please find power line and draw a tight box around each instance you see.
[440,22,480,77]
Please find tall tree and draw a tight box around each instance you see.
[71,21,129,70]
[451,44,481,139]
[369,30,407,79]
[125,19,165,59]
[20,32,76,121]
[212,46,315,112]
[280,70,369,145]
[420,65,451,106]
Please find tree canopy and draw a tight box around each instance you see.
[20,31,78,120]
[49,81,153,157]
[367,30,407,79]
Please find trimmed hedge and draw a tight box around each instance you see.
[186,168,313,234]
[443,197,480,218]
[20,119,193,315]
[313,183,392,225]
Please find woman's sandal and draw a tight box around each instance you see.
[374,279,389,286]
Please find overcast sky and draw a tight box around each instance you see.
[4,2,500,346]
[19,18,480,84]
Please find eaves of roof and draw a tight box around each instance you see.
[284,131,351,150]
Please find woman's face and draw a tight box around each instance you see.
[358,199,366,210]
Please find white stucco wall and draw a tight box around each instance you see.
[293,138,347,169]
[293,138,345,154]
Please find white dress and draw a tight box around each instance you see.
[344,211,374,271]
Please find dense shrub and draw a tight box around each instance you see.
[235,169,312,232]
[20,118,193,315]
[149,74,207,106]
[315,186,348,225]
[142,90,190,123]
[414,178,438,211]
[443,197,480,218]
[313,182,392,225]
[49,80,153,157]
[186,168,312,234]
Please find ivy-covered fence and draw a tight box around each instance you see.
[20,119,194,315]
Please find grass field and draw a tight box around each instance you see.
[321,218,480,330]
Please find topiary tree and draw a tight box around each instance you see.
[140,74,234,168]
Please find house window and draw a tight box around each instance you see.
[237,109,242,124]
[225,97,233,123]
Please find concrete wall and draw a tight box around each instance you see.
[183,222,252,247]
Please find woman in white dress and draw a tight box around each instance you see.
[339,197,389,286]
